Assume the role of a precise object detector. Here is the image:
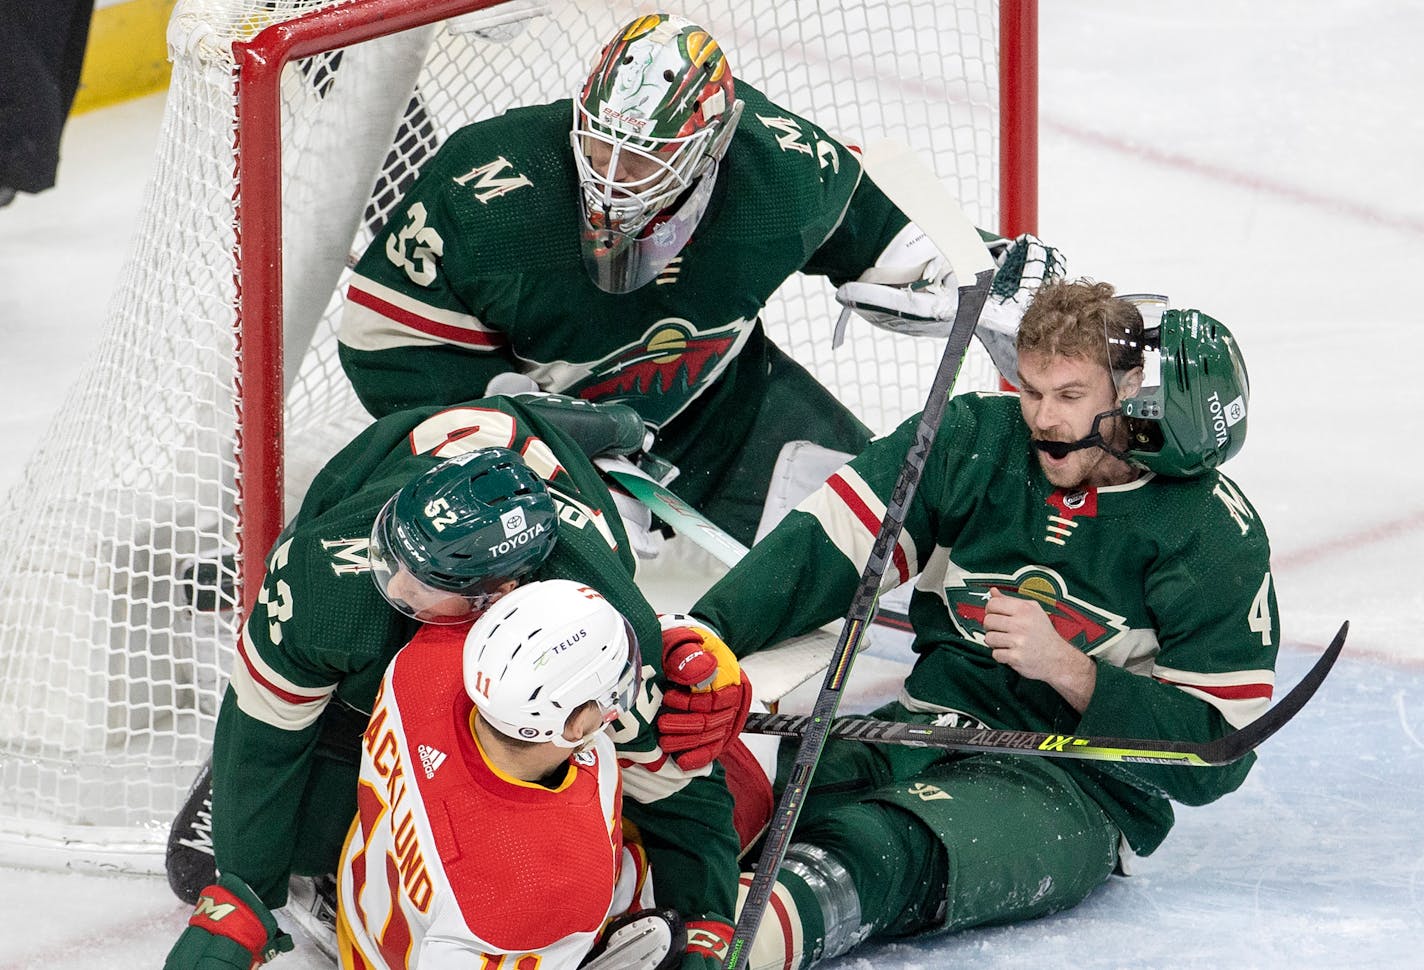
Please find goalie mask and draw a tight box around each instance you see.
[572,12,743,293]
[1117,304,1250,477]
[463,580,642,747]
[368,449,558,624]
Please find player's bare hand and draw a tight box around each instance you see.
[982,588,1096,710]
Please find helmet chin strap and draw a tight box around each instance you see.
[1031,408,1133,463]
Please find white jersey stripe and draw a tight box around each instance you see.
[1152,663,1276,728]
[617,746,706,802]
[1167,686,1271,729]
[801,467,917,587]
[229,621,335,731]
[341,275,504,352]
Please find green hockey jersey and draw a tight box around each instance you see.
[338,81,899,430]
[693,393,1280,856]
[213,396,738,925]
[336,83,934,544]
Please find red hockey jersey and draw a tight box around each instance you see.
[337,625,651,969]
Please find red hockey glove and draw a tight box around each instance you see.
[657,621,752,771]
[163,873,294,970]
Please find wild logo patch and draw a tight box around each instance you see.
[572,318,742,425]
[945,565,1127,651]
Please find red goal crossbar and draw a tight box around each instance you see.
[230,0,1038,617]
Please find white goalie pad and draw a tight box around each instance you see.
[739,628,840,707]
[754,440,855,544]
[737,628,842,792]
[737,620,916,791]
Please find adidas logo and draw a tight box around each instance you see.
[418,744,447,779]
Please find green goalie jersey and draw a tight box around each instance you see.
[338,81,899,431]
[693,392,1280,856]
[214,396,738,925]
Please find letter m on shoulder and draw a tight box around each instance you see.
[452,157,533,203]
[1212,477,1255,536]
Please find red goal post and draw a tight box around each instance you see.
[233,0,1038,615]
[0,0,1036,871]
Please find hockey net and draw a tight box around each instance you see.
[0,0,1036,872]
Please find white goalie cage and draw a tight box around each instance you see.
[0,0,1036,872]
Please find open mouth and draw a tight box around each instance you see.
[1031,430,1107,463]
[1032,439,1074,462]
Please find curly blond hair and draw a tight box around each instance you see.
[1017,279,1143,372]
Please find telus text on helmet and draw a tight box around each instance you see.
[552,629,588,654]
[486,521,550,559]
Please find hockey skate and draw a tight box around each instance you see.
[165,760,217,904]
[281,874,340,963]
[580,909,685,970]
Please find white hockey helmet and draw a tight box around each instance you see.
[463,579,641,747]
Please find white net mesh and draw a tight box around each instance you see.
[0,0,1017,870]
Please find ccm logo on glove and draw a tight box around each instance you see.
[656,620,752,771]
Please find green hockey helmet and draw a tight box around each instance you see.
[572,12,743,293]
[1119,309,1250,477]
[368,449,558,623]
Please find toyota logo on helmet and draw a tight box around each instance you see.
[1121,309,1250,477]
[368,449,559,623]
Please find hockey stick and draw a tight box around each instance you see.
[595,457,750,569]
[743,621,1348,766]
[723,141,996,970]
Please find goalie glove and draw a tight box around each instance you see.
[833,222,961,338]
[977,233,1068,388]
[164,872,294,970]
[656,616,752,771]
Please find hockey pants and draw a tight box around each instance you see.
[764,702,1120,966]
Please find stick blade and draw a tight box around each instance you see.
[858,139,996,280]
[1206,620,1349,764]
